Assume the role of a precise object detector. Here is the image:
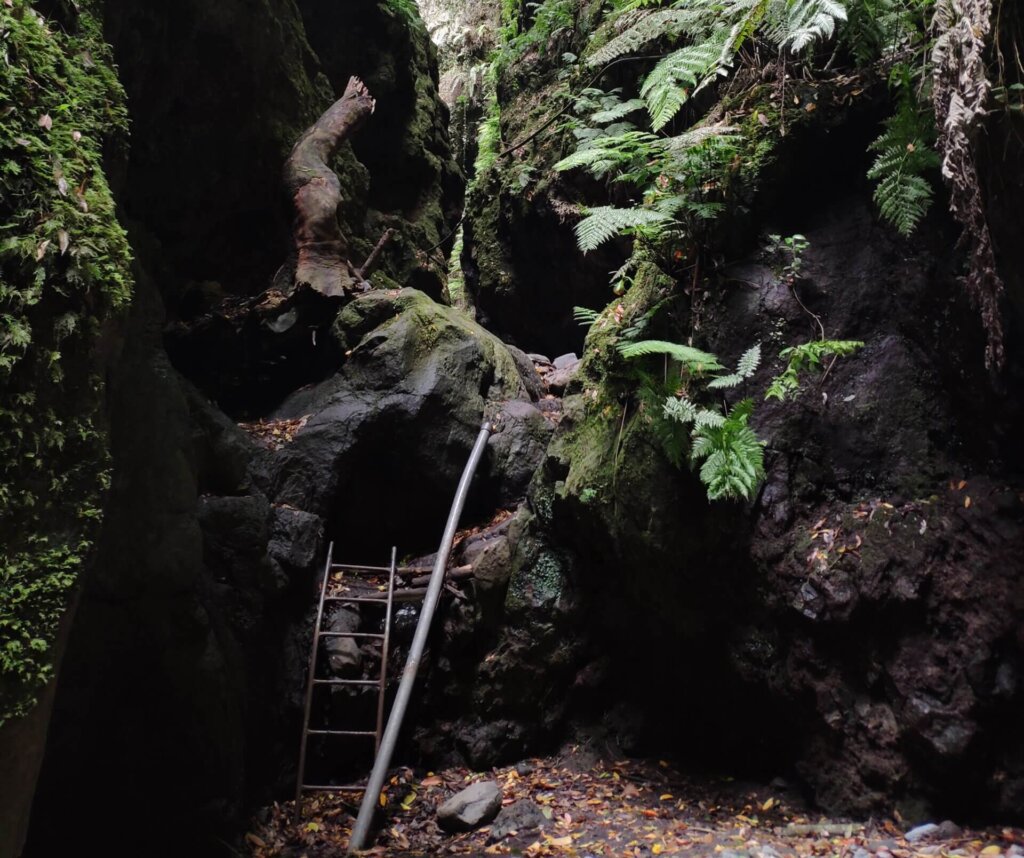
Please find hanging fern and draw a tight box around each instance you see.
[618,339,724,370]
[573,306,601,327]
[867,87,941,237]
[573,206,673,252]
[690,399,765,501]
[641,34,729,130]
[766,0,848,53]
[587,8,710,66]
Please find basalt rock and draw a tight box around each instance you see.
[257,288,552,558]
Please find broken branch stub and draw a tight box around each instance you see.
[284,77,375,299]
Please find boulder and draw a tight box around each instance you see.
[488,799,548,842]
[257,289,550,556]
[437,780,503,832]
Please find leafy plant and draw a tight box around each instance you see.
[625,340,765,500]
[768,233,810,280]
[765,339,864,401]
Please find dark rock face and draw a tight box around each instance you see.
[27,272,319,856]
[435,195,1024,822]
[26,2,469,855]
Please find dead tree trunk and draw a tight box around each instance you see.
[284,77,375,298]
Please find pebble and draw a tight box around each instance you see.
[1008,846,1024,858]
[852,849,872,858]
[553,352,579,370]
[436,780,503,833]
[936,820,963,839]
[905,823,940,843]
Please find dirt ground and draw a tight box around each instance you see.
[245,746,1024,857]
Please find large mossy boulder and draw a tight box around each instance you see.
[261,288,552,557]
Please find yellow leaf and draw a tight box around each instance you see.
[659,794,674,801]
[379,792,388,807]
[653,845,665,855]
[306,822,320,833]
[547,835,573,847]
[762,798,775,811]
[965,496,972,508]
[980,847,1001,856]
[958,480,967,490]
[401,791,417,810]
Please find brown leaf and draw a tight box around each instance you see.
[38,114,53,131]
[36,239,51,261]
[58,230,70,255]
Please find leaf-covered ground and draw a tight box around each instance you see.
[246,747,1024,857]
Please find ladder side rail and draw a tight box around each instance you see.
[294,541,335,822]
[348,421,492,853]
[375,546,398,752]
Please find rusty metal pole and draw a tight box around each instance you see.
[347,421,492,853]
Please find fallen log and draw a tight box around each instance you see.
[284,76,376,298]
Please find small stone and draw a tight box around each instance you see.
[1006,845,1024,858]
[437,780,503,833]
[905,823,940,843]
[853,848,872,858]
[754,846,781,858]
[935,821,963,840]
[876,850,893,858]
[553,352,579,370]
[515,762,535,776]
[488,799,548,842]
[527,353,552,367]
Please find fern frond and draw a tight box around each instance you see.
[872,167,933,236]
[641,34,727,130]
[574,206,672,252]
[765,339,863,401]
[694,408,727,428]
[618,339,724,370]
[707,373,744,389]
[766,0,847,54]
[591,98,647,124]
[573,306,601,326]
[690,398,765,501]
[663,396,698,424]
[587,8,709,66]
[737,343,762,378]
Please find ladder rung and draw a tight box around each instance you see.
[331,563,391,573]
[307,729,377,737]
[318,631,385,639]
[313,678,381,686]
[325,596,389,604]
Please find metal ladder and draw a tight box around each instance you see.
[294,543,397,820]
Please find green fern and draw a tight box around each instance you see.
[618,339,724,371]
[708,343,761,388]
[641,34,728,130]
[765,339,864,401]
[766,0,848,53]
[587,8,710,66]
[573,306,601,327]
[690,399,765,501]
[574,206,673,252]
[867,85,940,237]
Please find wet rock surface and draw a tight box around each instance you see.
[436,780,503,832]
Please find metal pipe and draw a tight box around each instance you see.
[347,421,492,853]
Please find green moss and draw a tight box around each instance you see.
[0,0,133,724]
